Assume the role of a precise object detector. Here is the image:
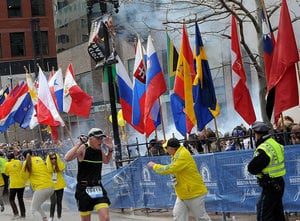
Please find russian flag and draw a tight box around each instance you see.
[115,56,143,133]
[145,34,167,137]
[48,68,64,112]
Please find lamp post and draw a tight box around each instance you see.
[87,0,122,168]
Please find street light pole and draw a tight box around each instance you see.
[103,23,122,169]
[87,0,122,168]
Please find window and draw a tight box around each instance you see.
[31,0,45,16]
[0,34,2,57]
[10,32,25,57]
[7,0,21,17]
[33,31,49,55]
[41,31,49,55]
[127,58,135,79]
[57,34,69,44]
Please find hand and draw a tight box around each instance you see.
[147,161,156,168]
[103,137,113,149]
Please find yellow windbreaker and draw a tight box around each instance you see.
[153,146,207,200]
[46,153,67,191]
[21,156,54,191]
[4,159,26,188]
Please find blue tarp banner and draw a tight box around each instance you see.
[63,145,300,212]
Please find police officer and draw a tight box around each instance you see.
[248,121,286,221]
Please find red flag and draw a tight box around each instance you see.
[231,15,256,125]
[268,0,299,123]
[63,64,93,118]
[37,67,64,127]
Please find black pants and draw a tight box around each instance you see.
[50,189,64,218]
[9,188,26,217]
[257,178,285,221]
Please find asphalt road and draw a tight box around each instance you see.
[1,195,299,221]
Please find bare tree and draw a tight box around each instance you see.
[118,0,300,123]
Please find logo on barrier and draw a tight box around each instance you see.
[113,174,130,197]
[289,157,300,201]
[239,159,260,202]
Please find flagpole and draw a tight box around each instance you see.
[159,98,166,141]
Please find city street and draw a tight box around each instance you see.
[2,195,299,221]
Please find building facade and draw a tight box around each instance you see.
[0,0,58,144]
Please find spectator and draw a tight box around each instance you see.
[291,124,300,145]
[146,139,166,156]
[4,153,26,219]
[20,150,54,221]
[46,152,67,221]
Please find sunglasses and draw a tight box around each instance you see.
[50,157,57,160]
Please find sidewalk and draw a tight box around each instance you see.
[0,195,298,221]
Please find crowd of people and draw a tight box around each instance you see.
[0,148,67,221]
[0,118,299,221]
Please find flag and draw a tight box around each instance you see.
[87,20,106,62]
[0,82,30,132]
[132,37,147,133]
[145,34,167,137]
[231,15,256,125]
[37,67,64,127]
[268,0,299,124]
[26,73,39,129]
[262,6,276,121]
[0,87,9,105]
[193,22,220,131]
[14,90,34,129]
[166,33,179,91]
[48,68,64,112]
[171,24,196,136]
[103,65,119,103]
[63,64,93,118]
[115,55,144,133]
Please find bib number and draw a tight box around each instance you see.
[52,173,57,184]
[85,186,103,198]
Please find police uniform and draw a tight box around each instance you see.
[248,121,286,221]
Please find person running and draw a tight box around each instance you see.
[46,152,67,221]
[21,150,54,221]
[64,128,114,221]
[147,137,211,221]
[4,153,26,219]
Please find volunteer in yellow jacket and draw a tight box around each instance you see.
[0,158,4,213]
[4,153,26,219]
[21,150,54,221]
[46,152,66,221]
[147,138,211,221]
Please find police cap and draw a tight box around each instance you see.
[251,121,271,134]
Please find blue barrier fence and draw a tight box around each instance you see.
[63,145,300,213]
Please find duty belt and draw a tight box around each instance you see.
[79,180,101,186]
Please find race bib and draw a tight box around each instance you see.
[52,173,57,184]
[85,186,103,199]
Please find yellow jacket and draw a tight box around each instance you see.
[21,156,54,191]
[46,153,66,191]
[4,159,26,188]
[153,146,208,200]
